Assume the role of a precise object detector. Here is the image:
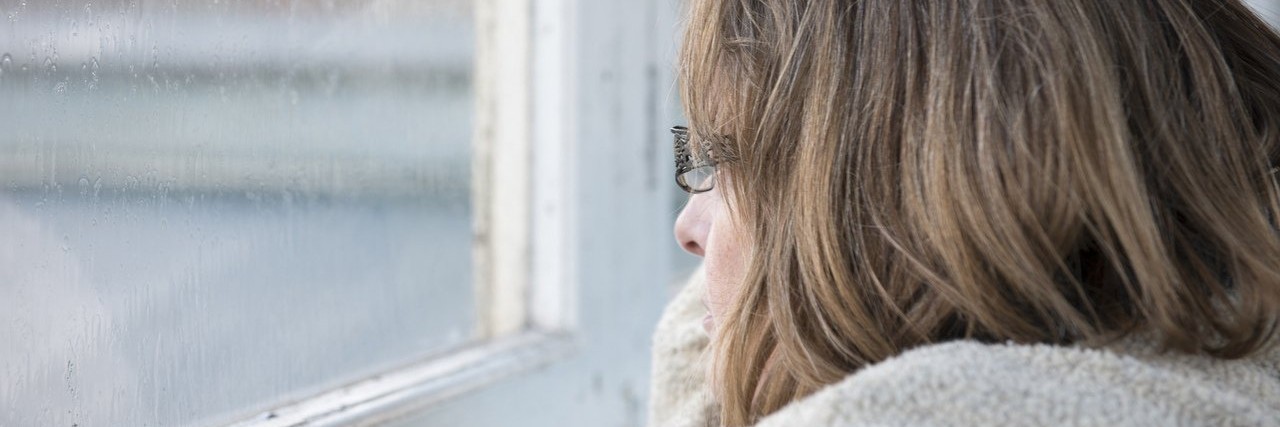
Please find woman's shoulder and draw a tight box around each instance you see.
[754,337,1280,427]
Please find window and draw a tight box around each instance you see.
[1,0,486,425]
[2,0,682,425]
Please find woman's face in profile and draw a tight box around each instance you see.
[675,177,748,336]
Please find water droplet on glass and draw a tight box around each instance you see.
[88,56,99,87]
[0,53,11,72]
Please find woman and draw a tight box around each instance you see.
[653,0,1280,426]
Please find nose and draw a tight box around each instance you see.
[674,193,711,257]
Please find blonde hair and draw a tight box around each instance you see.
[678,0,1280,425]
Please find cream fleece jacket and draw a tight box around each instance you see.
[648,268,1280,427]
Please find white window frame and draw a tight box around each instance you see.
[227,0,582,425]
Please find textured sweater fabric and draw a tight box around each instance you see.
[648,268,1280,427]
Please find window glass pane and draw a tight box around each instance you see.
[0,1,475,426]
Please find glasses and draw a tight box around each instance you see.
[671,125,729,194]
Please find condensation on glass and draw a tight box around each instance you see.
[0,1,475,426]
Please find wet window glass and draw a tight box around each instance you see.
[0,1,475,426]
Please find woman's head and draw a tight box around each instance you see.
[674,0,1280,424]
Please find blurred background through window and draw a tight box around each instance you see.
[0,1,478,426]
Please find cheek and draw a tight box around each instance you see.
[703,212,748,323]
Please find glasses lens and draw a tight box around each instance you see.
[677,165,716,193]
